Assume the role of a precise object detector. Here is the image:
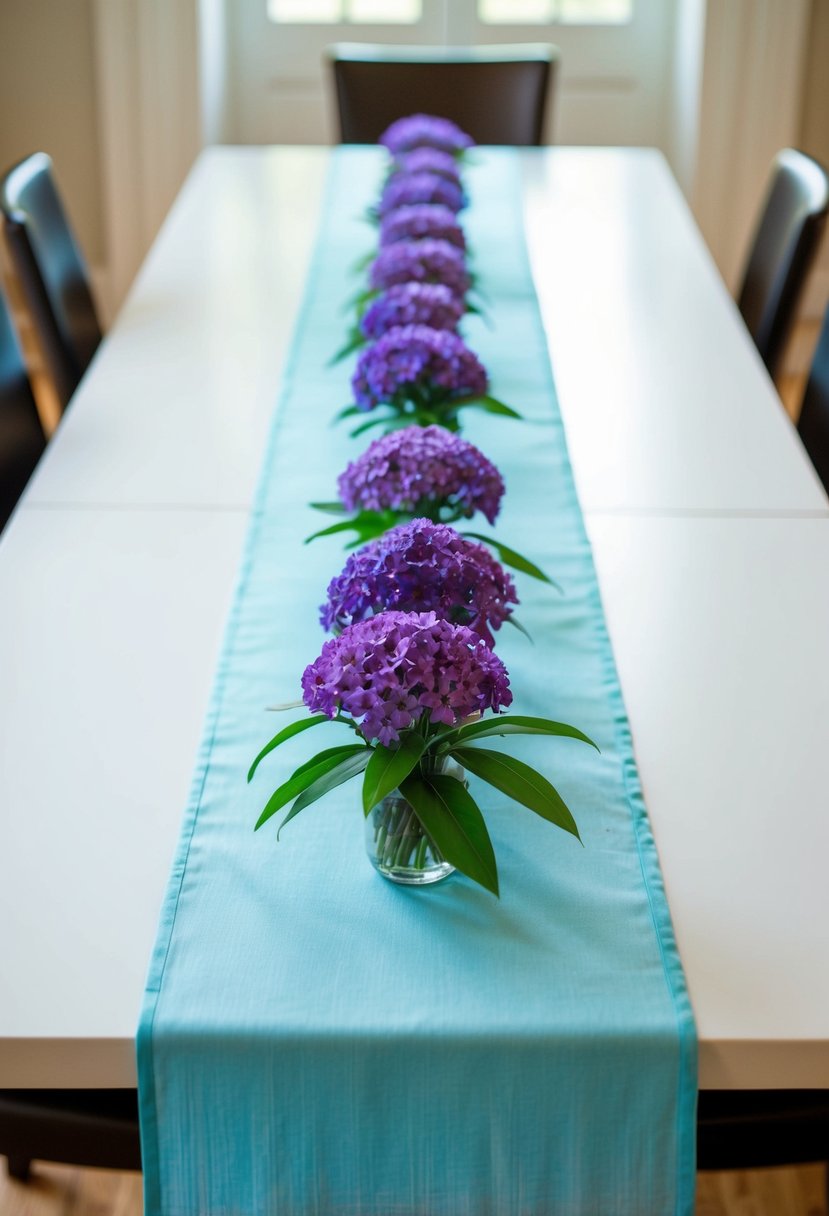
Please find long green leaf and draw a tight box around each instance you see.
[461,531,558,588]
[452,747,581,841]
[383,414,422,434]
[400,774,499,897]
[361,734,428,816]
[291,744,368,781]
[454,395,522,419]
[342,286,376,313]
[328,336,365,367]
[436,714,599,752]
[309,501,346,516]
[350,414,391,439]
[306,510,392,547]
[255,747,364,830]
[304,518,365,544]
[503,614,533,642]
[278,748,371,838]
[248,715,332,783]
[349,249,374,274]
[332,403,363,422]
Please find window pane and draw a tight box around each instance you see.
[558,0,631,21]
[347,0,421,19]
[478,0,553,20]
[268,0,341,21]
[477,0,633,21]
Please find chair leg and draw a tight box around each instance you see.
[5,1154,31,1181]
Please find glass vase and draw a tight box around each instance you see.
[365,761,463,886]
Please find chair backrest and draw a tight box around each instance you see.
[0,286,47,531]
[1,152,101,412]
[796,305,829,494]
[327,43,557,147]
[737,148,829,381]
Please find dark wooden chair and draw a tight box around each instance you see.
[0,286,46,532]
[4,1085,828,1186]
[326,43,557,147]
[737,148,829,382]
[697,1089,829,1205]
[0,1090,141,1181]
[796,304,829,492]
[1,152,102,413]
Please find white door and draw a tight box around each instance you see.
[226,0,673,149]
[447,0,673,147]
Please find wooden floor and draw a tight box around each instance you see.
[0,1162,826,1215]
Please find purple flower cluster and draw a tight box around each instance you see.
[379,114,475,156]
[379,172,466,217]
[379,205,466,251]
[360,283,463,340]
[321,519,518,647]
[392,147,462,182]
[302,610,512,745]
[351,325,488,411]
[338,425,504,524]
[369,239,470,299]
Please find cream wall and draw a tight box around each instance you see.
[799,0,829,167]
[0,0,105,265]
[797,0,829,328]
[1,1,825,338]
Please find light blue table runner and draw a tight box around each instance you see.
[138,148,697,1216]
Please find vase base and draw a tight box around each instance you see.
[373,860,455,886]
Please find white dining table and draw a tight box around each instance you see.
[1,146,828,1093]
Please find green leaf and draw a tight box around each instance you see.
[437,714,599,752]
[332,403,363,422]
[362,734,428,816]
[305,510,392,547]
[461,531,558,588]
[255,746,365,830]
[248,715,332,782]
[452,747,581,841]
[343,285,376,313]
[400,774,499,897]
[382,414,422,433]
[277,747,372,838]
[304,518,366,544]
[328,335,365,367]
[349,249,374,274]
[503,614,533,642]
[350,414,391,439]
[291,743,368,781]
[309,501,346,516]
[454,395,522,419]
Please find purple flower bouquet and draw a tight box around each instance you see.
[390,147,463,183]
[337,426,504,523]
[369,240,471,299]
[339,240,483,361]
[331,283,463,366]
[378,171,467,218]
[339,324,519,435]
[379,205,466,251]
[307,425,553,585]
[320,519,519,647]
[379,113,475,156]
[250,610,595,895]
